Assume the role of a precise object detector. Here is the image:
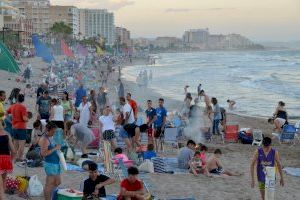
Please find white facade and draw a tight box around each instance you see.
[79,9,115,45]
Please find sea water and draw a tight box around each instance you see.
[123,50,300,120]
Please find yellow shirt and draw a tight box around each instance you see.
[0,101,4,121]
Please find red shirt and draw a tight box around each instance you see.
[7,103,28,129]
[118,178,143,200]
[128,100,138,117]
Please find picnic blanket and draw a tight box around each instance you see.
[283,167,300,177]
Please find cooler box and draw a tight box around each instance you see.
[57,189,83,200]
[88,126,101,148]
[224,124,239,142]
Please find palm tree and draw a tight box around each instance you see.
[49,21,72,40]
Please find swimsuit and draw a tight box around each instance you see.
[209,167,224,175]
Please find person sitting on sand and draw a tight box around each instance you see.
[118,166,145,200]
[227,99,236,110]
[269,101,288,133]
[250,137,284,200]
[207,149,241,177]
[177,140,196,169]
[83,162,115,199]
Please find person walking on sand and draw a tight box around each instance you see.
[250,137,284,200]
[126,93,138,122]
[75,84,87,108]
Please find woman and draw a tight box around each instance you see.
[99,106,117,149]
[271,101,288,132]
[65,121,95,157]
[88,90,96,103]
[61,91,73,122]
[8,88,21,105]
[38,122,61,200]
[0,123,15,199]
[50,98,64,130]
[211,97,222,135]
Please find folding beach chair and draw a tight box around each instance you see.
[252,129,263,146]
[163,127,179,152]
[295,121,300,144]
[279,124,296,145]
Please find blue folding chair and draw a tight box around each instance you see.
[280,124,296,145]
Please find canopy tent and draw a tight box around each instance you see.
[0,42,20,73]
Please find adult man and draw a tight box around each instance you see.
[36,83,47,99]
[250,137,284,200]
[154,98,167,151]
[0,91,6,123]
[83,163,115,199]
[75,84,87,108]
[119,97,135,125]
[177,140,196,169]
[123,124,148,149]
[126,93,138,122]
[78,96,92,127]
[118,167,145,200]
[36,91,52,120]
[118,79,125,98]
[145,100,157,143]
[6,94,29,161]
[97,87,109,115]
[199,90,212,120]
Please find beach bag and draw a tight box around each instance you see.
[27,175,43,197]
[16,176,29,193]
[138,160,154,173]
[57,150,67,171]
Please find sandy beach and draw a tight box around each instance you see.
[2,56,300,200]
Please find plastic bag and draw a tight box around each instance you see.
[66,147,74,160]
[57,150,67,171]
[27,175,43,197]
[138,160,154,173]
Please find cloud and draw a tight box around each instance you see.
[165,7,237,13]
[52,0,135,10]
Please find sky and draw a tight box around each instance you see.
[51,0,300,41]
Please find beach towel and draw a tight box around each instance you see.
[283,167,300,177]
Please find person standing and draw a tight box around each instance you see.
[126,93,138,122]
[75,84,87,108]
[211,97,221,135]
[250,137,284,200]
[6,94,29,162]
[145,100,157,144]
[0,123,15,199]
[49,99,64,129]
[97,87,109,115]
[36,83,47,100]
[99,106,117,150]
[119,97,135,125]
[154,98,167,152]
[61,91,73,122]
[39,122,62,200]
[36,91,52,120]
[78,96,92,127]
[118,79,125,98]
[0,91,6,124]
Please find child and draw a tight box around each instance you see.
[189,151,203,176]
[118,167,145,200]
[0,123,16,199]
[143,144,157,160]
[113,147,129,162]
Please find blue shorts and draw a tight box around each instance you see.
[119,126,130,138]
[44,162,61,176]
[12,129,27,140]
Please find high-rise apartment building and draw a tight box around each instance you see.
[79,9,115,45]
[12,0,50,34]
[116,27,132,47]
[50,5,79,38]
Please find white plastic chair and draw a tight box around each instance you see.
[252,129,263,146]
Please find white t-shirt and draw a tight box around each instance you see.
[52,105,64,121]
[121,103,135,124]
[99,115,115,131]
[78,102,91,126]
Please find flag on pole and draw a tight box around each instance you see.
[76,44,88,56]
[96,45,104,56]
[61,40,74,57]
[32,34,55,63]
[0,42,20,73]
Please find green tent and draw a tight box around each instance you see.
[0,42,20,73]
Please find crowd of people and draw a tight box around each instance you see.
[0,51,289,200]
